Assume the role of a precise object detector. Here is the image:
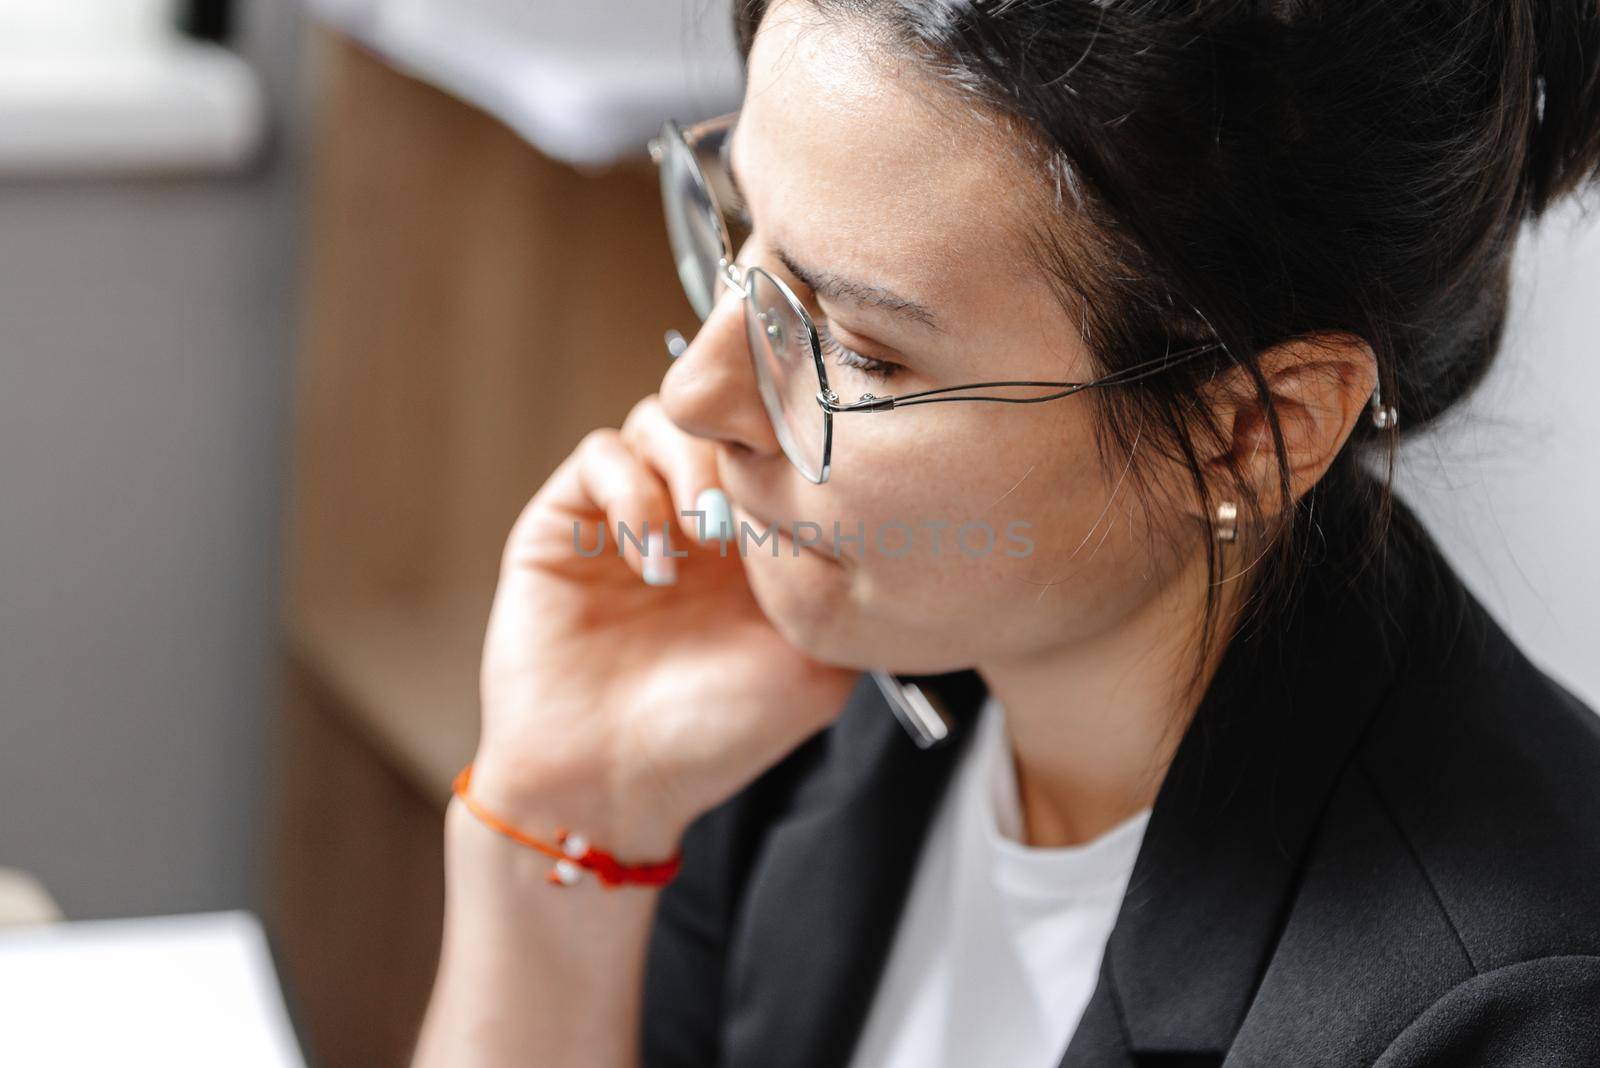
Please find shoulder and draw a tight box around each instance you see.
[1353,560,1600,966]
[1237,506,1600,1062]
[1330,516,1600,1059]
[1370,955,1600,1066]
[1348,625,1600,1062]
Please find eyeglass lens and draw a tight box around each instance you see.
[659,126,727,321]
[658,124,830,483]
[743,267,828,482]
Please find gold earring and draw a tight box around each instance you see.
[1214,500,1238,543]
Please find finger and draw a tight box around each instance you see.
[537,428,681,585]
[619,394,732,545]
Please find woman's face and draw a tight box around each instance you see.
[660,0,1202,675]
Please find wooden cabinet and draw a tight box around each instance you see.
[267,30,691,1066]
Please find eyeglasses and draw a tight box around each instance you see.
[647,110,1224,484]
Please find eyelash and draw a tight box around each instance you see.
[817,323,902,382]
[724,185,903,383]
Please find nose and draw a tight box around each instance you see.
[658,283,783,459]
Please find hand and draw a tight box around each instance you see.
[469,394,859,859]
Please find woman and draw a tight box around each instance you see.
[414,0,1600,1064]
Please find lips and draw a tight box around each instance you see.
[731,502,826,559]
[733,501,778,530]
[732,501,782,540]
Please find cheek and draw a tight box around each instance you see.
[735,401,1172,667]
[836,409,1163,637]
[849,462,1117,610]
[838,401,1112,572]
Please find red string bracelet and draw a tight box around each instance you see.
[451,762,683,889]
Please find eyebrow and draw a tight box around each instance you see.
[725,141,945,335]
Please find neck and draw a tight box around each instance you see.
[977,548,1244,848]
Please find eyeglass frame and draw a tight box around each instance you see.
[648,109,1236,484]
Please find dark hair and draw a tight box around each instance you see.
[732,0,1600,701]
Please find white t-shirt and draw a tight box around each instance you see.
[847,694,1153,1068]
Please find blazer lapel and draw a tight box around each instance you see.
[1059,504,1428,1066]
[721,666,988,1068]
[720,484,1431,1068]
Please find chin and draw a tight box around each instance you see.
[737,549,970,675]
[737,541,861,660]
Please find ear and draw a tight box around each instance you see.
[1195,333,1379,521]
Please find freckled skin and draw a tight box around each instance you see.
[659,0,1374,843]
[661,0,1196,677]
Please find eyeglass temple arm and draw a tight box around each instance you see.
[819,342,1225,414]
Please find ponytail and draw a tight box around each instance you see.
[1524,0,1600,218]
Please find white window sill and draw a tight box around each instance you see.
[0,39,265,177]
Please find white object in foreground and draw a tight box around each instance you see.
[0,910,306,1067]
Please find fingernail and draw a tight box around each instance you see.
[642,531,677,586]
[696,487,734,543]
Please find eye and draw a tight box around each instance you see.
[818,323,903,382]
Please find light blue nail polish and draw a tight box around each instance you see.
[696,487,734,543]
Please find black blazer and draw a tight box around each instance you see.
[640,489,1600,1067]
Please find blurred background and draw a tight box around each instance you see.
[0,1,1594,1065]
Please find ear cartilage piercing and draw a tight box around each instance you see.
[1368,384,1399,430]
[664,329,689,360]
[1215,500,1239,543]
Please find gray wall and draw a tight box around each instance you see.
[0,2,307,919]
[1397,200,1600,712]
